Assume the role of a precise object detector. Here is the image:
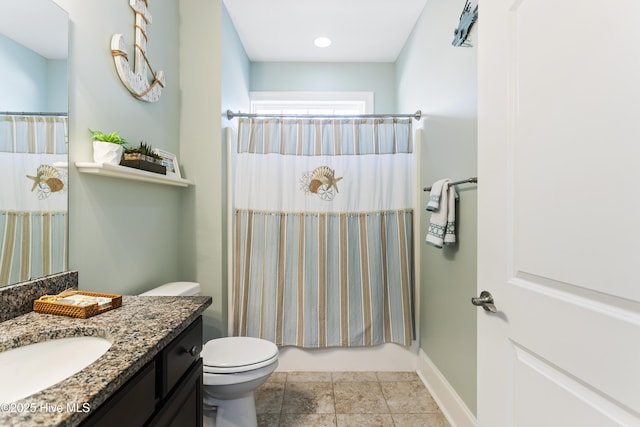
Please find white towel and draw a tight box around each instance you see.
[426,180,458,248]
[426,179,449,211]
[444,183,458,245]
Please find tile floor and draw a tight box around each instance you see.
[254,371,451,427]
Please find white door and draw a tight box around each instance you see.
[477,1,640,426]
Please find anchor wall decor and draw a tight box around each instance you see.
[111,0,165,102]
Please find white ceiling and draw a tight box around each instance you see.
[1,0,426,62]
[0,0,68,60]
[223,0,428,62]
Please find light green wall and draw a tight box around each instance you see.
[178,0,226,341]
[396,0,478,415]
[57,0,184,295]
[53,0,233,342]
[214,4,251,338]
[221,5,250,130]
[250,62,396,113]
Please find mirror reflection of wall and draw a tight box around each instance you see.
[0,0,69,287]
[0,33,68,112]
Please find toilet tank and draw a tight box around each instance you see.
[140,281,201,296]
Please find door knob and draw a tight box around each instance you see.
[471,291,497,313]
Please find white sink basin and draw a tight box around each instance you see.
[0,336,112,403]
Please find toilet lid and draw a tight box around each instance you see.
[139,282,200,296]
[202,337,278,373]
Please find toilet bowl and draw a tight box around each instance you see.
[140,282,279,427]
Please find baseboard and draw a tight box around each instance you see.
[416,349,477,427]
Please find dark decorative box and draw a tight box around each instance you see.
[120,153,166,174]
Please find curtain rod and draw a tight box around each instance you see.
[226,109,422,121]
[0,111,68,117]
[423,177,478,192]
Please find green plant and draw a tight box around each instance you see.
[88,129,129,146]
[124,141,162,160]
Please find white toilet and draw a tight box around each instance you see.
[140,282,279,427]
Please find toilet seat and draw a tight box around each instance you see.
[202,337,278,374]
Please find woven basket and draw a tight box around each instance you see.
[33,290,122,319]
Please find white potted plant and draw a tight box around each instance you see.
[89,129,129,165]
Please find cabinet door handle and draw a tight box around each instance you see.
[186,345,198,356]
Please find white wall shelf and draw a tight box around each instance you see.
[75,162,193,187]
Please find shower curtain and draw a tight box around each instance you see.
[0,115,68,285]
[233,117,415,348]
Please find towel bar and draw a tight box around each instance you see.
[423,177,478,192]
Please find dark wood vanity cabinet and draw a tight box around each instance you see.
[157,315,203,398]
[82,317,203,427]
[148,316,203,427]
[80,361,157,427]
[147,359,203,427]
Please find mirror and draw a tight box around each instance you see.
[0,0,68,287]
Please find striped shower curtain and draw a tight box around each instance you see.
[0,115,68,285]
[232,117,415,348]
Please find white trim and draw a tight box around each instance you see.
[416,348,477,427]
[413,128,422,345]
[250,91,374,114]
[226,127,235,336]
[75,162,192,187]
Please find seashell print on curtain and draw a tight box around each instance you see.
[26,164,67,199]
[232,118,415,348]
[300,166,343,201]
[0,115,68,286]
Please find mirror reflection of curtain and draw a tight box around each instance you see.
[0,115,67,285]
[232,117,415,348]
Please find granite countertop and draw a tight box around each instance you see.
[0,295,211,427]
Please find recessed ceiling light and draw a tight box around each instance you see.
[314,36,332,48]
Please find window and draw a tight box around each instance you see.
[250,91,373,116]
